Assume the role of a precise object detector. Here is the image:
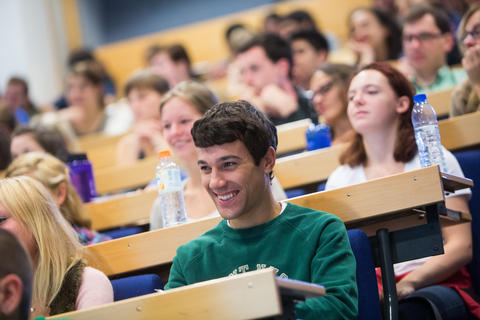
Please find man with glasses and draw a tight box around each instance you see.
[402,5,466,93]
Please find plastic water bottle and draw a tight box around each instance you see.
[67,153,97,203]
[411,94,446,171]
[305,123,331,151]
[155,150,187,227]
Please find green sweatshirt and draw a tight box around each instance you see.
[165,203,358,320]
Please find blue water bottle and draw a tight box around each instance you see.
[67,153,97,203]
[306,123,331,151]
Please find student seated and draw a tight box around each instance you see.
[451,4,480,116]
[0,228,33,320]
[116,70,170,165]
[164,100,358,319]
[146,44,194,88]
[5,152,111,245]
[348,7,402,67]
[310,63,356,145]
[235,33,318,125]
[150,81,286,230]
[10,126,70,162]
[326,62,478,320]
[0,176,113,317]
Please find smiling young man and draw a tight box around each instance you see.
[164,100,358,320]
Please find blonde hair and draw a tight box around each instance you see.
[5,152,91,228]
[0,176,83,309]
[159,80,217,116]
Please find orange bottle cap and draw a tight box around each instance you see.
[158,150,171,158]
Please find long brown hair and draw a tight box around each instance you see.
[340,62,417,167]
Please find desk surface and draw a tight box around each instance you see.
[48,268,324,320]
[87,166,470,277]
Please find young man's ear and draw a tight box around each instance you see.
[263,146,276,174]
[0,274,23,316]
[442,32,454,52]
[276,58,291,79]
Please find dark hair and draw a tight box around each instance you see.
[192,100,278,180]
[0,228,33,320]
[12,126,70,162]
[237,33,293,78]
[146,44,192,75]
[7,77,29,95]
[315,63,356,116]
[0,125,11,170]
[284,10,317,30]
[340,62,417,167]
[350,7,403,60]
[225,23,246,41]
[67,48,95,67]
[68,61,106,108]
[403,5,452,34]
[124,70,170,97]
[289,29,329,52]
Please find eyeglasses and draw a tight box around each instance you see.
[462,24,480,41]
[313,81,335,97]
[402,32,443,43]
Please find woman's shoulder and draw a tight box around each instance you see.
[325,164,363,190]
[76,266,113,310]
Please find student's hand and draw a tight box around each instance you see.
[133,120,163,142]
[348,39,375,66]
[396,280,416,300]
[462,44,480,86]
[260,84,297,117]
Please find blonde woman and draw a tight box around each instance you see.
[150,81,286,229]
[0,176,113,317]
[5,152,110,245]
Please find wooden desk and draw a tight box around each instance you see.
[276,118,312,155]
[275,144,344,189]
[85,189,157,231]
[48,268,324,320]
[79,132,127,151]
[87,166,470,277]
[439,111,480,151]
[428,88,454,118]
[94,156,157,194]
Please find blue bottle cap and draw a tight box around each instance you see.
[413,93,427,103]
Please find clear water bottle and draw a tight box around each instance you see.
[305,123,331,151]
[67,153,97,203]
[156,150,187,227]
[411,94,446,171]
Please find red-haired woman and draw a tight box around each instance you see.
[326,62,478,320]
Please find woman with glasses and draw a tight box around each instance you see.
[310,63,355,145]
[451,4,480,117]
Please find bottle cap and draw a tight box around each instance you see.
[413,94,427,103]
[67,153,88,162]
[158,150,171,158]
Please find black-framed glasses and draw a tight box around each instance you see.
[462,24,480,41]
[313,81,335,97]
[402,32,443,43]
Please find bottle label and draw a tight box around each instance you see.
[157,168,182,194]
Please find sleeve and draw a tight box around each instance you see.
[149,197,164,230]
[325,165,348,191]
[164,248,188,290]
[295,216,358,320]
[75,267,113,310]
[442,147,472,199]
